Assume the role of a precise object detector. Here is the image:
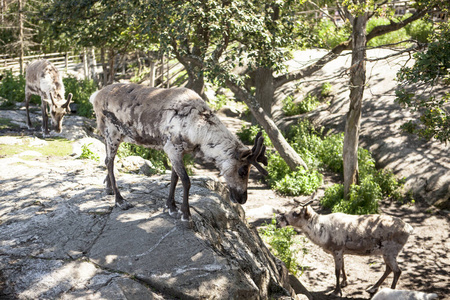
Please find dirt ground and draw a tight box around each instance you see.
[240,175,450,300]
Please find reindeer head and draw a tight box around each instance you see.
[277,199,314,229]
[49,92,73,133]
[223,131,269,204]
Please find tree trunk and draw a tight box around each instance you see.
[18,0,24,75]
[108,48,115,84]
[186,68,206,100]
[101,48,108,87]
[226,79,308,171]
[255,67,275,117]
[343,14,367,198]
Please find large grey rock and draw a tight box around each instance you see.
[0,155,295,299]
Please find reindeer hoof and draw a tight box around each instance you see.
[115,200,133,210]
[329,289,342,297]
[366,286,379,295]
[168,208,179,218]
[180,217,193,229]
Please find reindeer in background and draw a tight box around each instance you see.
[25,59,73,136]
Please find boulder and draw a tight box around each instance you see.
[0,154,300,299]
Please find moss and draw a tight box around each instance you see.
[0,137,72,157]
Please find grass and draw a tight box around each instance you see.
[0,137,73,158]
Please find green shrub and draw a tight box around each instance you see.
[317,133,344,173]
[314,19,351,49]
[321,82,333,98]
[208,93,228,111]
[367,17,409,48]
[78,143,100,162]
[62,75,97,118]
[236,124,272,147]
[0,71,40,108]
[321,176,381,215]
[405,17,433,43]
[282,94,320,116]
[117,143,169,174]
[272,167,322,196]
[259,216,308,276]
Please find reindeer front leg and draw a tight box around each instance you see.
[104,130,133,210]
[166,169,179,217]
[25,88,32,129]
[165,143,191,222]
[41,100,50,136]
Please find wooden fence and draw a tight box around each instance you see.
[0,51,186,88]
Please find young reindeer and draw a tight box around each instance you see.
[90,83,268,222]
[277,201,413,296]
[25,59,73,135]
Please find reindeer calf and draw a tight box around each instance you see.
[277,201,413,296]
[25,59,72,135]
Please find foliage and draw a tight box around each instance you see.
[259,216,308,276]
[312,19,351,49]
[367,17,410,48]
[208,94,228,111]
[236,124,272,147]
[283,120,403,213]
[271,167,323,196]
[404,17,433,43]
[117,143,169,175]
[396,22,450,143]
[321,82,333,98]
[282,94,320,116]
[321,176,381,215]
[78,143,100,162]
[62,75,97,118]
[0,71,40,107]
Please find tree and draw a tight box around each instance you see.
[396,21,450,143]
[0,0,39,73]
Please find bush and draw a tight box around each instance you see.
[259,216,308,276]
[117,143,169,174]
[314,19,351,49]
[405,16,433,43]
[0,71,40,108]
[367,17,409,48]
[62,75,97,118]
[272,167,322,196]
[78,143,100,162]
[320,176,381,215]
[236,124,272,147]
[282,94,320,116]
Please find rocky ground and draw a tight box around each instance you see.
[1,49,449,299]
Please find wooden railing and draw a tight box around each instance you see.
[0,52,79,74]
[0,51,186,88]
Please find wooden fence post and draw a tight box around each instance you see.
[83,48,88,79]
[149,61,156,87]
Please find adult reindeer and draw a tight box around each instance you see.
[90,83,268,222]
[25,59,73,135]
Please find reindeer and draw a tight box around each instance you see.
[90,83,268,222]
[25,59,73,135]
[278,201,413,296]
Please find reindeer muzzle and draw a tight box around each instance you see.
[276,214,289,228]
[230,188,247,204]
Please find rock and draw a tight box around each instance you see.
[118,155,158,176]
[0,155,300,299]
